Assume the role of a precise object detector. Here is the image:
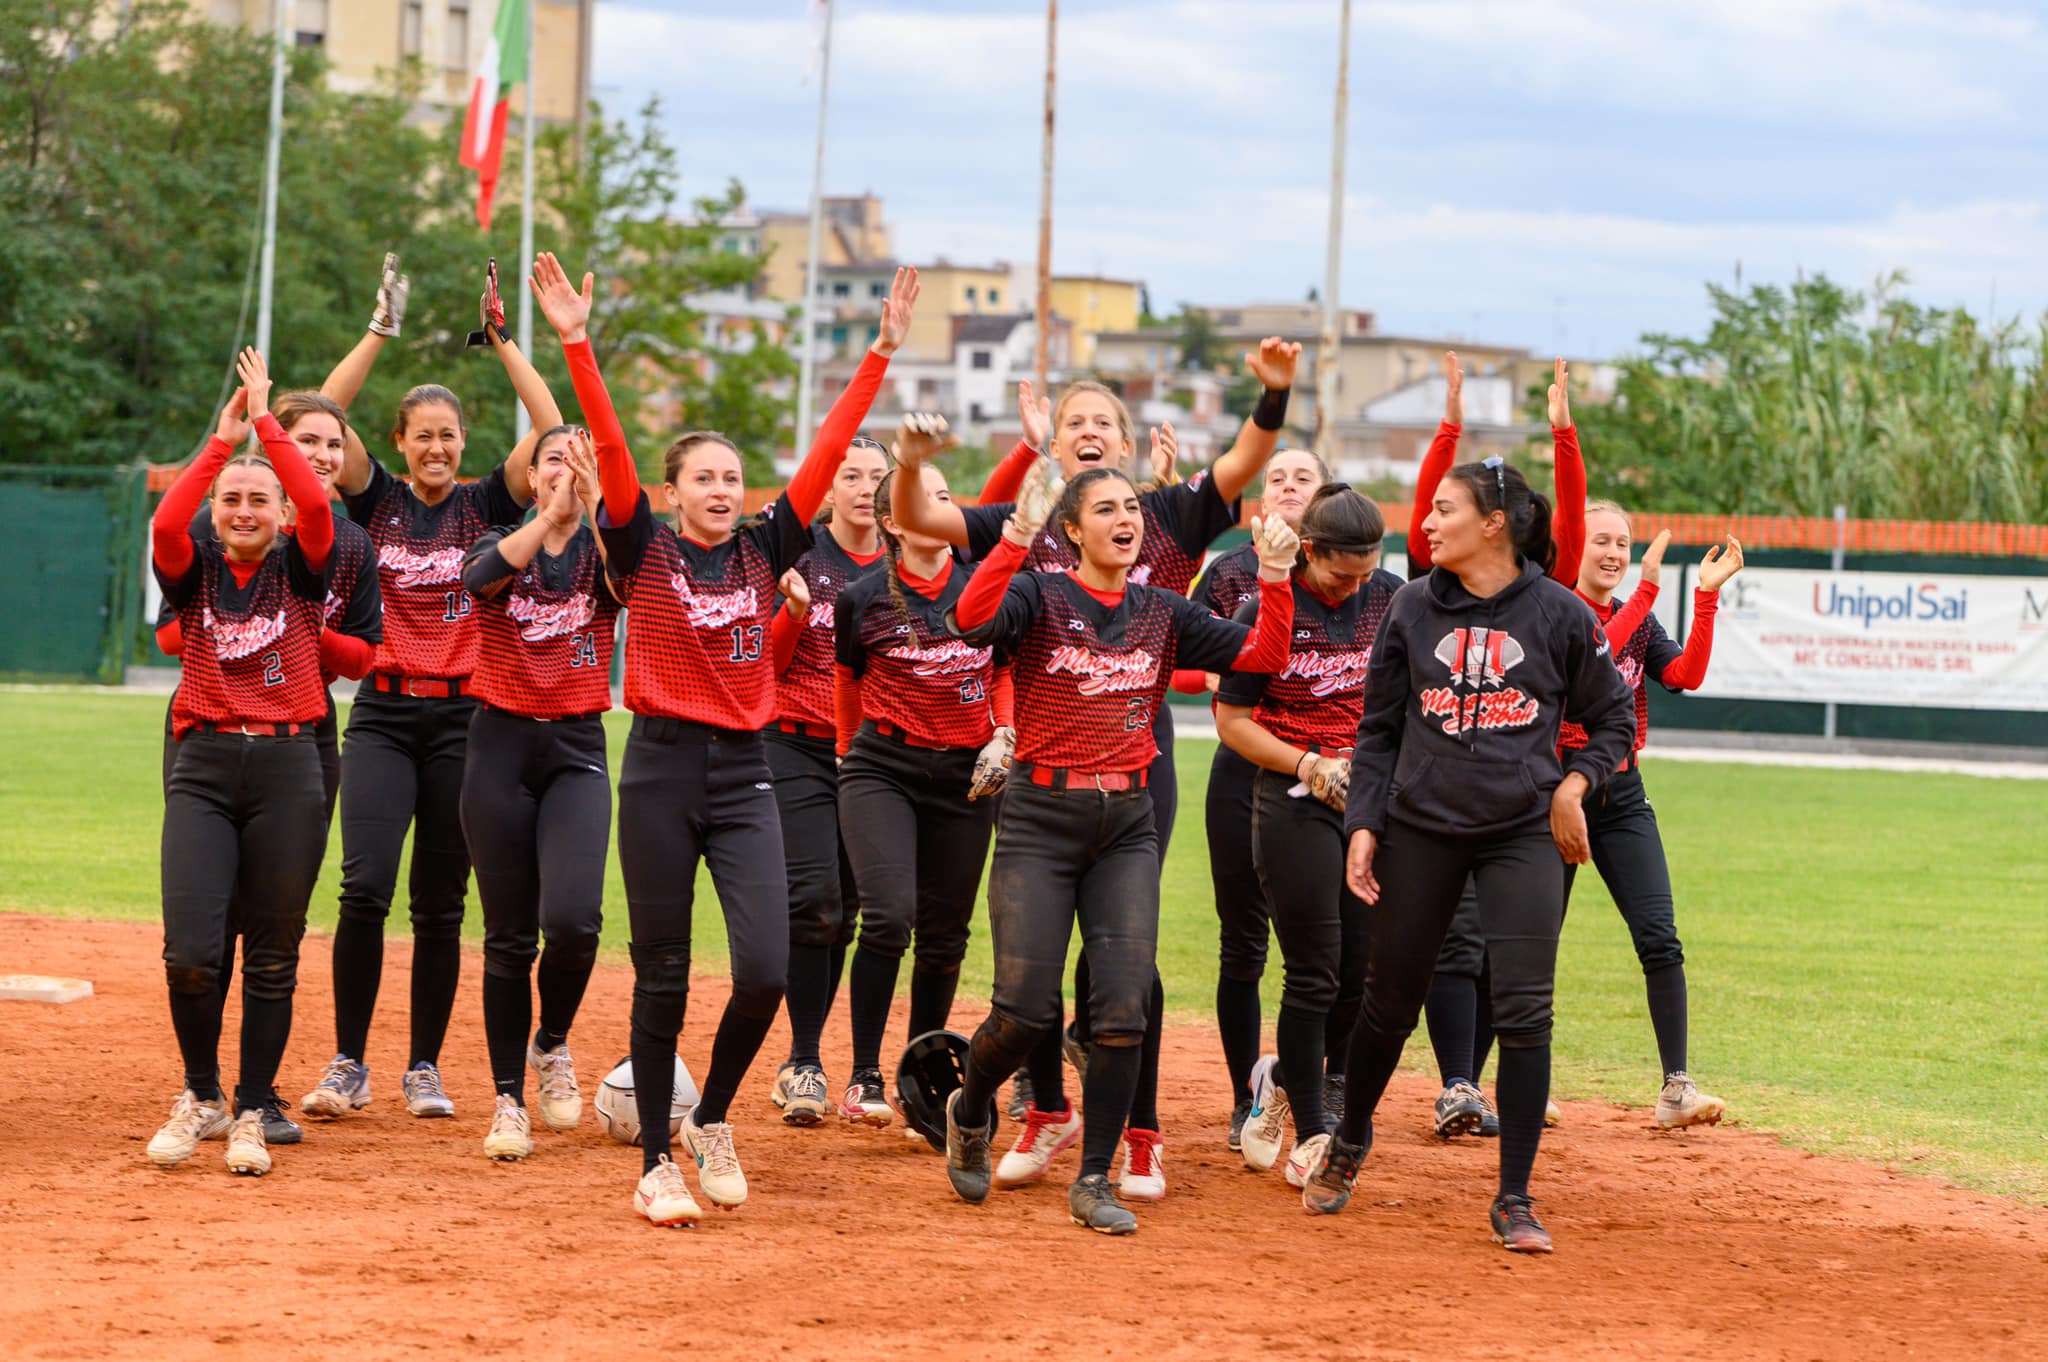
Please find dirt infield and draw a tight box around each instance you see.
[4,913,2043,1361]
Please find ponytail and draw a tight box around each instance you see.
[872,468,915,621]
[1294,482,1383,573]
[1445,459,1554,574]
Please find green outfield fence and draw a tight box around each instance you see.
[0,465,150,684]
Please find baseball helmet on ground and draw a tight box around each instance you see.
[594,1055,699,1145]
[895,1029,973,1154]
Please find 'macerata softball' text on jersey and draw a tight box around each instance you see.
[836,557,996,749]
[961,469,1240,595]
[951,537,1294,772]
[1557,582,1720,758]
[463,524,621,718]
[1217,568,1403,753]
[343,458,527,680]
[160,544,330,735]
[776,525,885,729]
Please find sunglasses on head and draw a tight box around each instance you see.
[849,436,889,457]
[1483,455,1506,509]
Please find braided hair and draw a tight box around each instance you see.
[871,467,916,621]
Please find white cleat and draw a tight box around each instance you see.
[1240,1055,1290,1172]
[403,1062,455,1118]
[527,1042,582,1132]
[993,1103,1081,1189]
[1285,1133,1329,1190]
[681,1116,748,1209]
[1656,1072,1726,1129]
[634,1155,703,1227]
[1117,1127,1167,1202]
[146,1090,231,1168]
[484,1094,535,1161]
[224,1109,272,1177]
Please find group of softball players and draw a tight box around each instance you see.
[144,245,1741,1252]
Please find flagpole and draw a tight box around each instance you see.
[795,0,834,456]
[253,0,287,366]
[515,0,537,441]
[1035,0,1056,394]
[1313,0,1352,456]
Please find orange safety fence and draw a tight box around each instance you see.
[142,464,2045,558]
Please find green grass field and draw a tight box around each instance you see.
[3,689,2044,1199]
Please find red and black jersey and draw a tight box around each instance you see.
[961,468,1240,595]
[463,524,621,718]
[835,558,997,750]
[1217,569,1402,753]
[776,525,885,729]
[157,537,329,736]
[1558,587,1714,757]
[1193,541,1262,620]
[319,516,382,683]
[599,489,812,729]
[342,459,527,680]
[951,569,1262,772]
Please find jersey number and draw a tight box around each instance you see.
[1123,698,1148,732]
[261,651,284,687]
[443,590,473,622]
[957,677,985,705]
[728,624,764,663]
[569,633,600,669]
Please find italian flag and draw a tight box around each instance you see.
[458,0,529,231]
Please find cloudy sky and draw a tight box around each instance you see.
[591,0,2048,359]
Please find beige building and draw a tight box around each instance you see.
[186,0,591,122]
[1046,275,1142,368]
[899,261,1025,362]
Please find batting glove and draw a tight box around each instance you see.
[465,258,511,348]
[368,251,409,337]
[968,726,1015,800]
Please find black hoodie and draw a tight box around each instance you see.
[1344,558,1636,838]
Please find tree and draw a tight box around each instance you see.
[1560,272,2048,522]
[1174,306,1220,371]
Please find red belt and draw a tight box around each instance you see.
[366,673,466,699]
[864,719,951,751]
[1016,761,1149,792]
[192,720,313,738]
[773,719,836,742]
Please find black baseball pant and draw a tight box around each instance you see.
[836,724,993,1074]
[767,729,860,1071]
[956,779,1159,1179]
[1424,879,1495,1088]
[1335,817,1565,1202]
[1250,769,1368,1140]
[619,717,788,1171]
[161,729,325,1111]
[331,687,476,1069]
[459,706,609,1104]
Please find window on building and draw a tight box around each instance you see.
[970,350,993,371]
[293,0,327,46]
[988,288,1000,306]
[970,402,986,422]
[964,286,977,306]
[869,282,886,299]
[400,0,422,56]
[831,326,849,350]
[446,0,470,70]
[832,282,850,298]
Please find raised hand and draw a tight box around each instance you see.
[1697,536,1745,593]
[890,410,960,469]
[368,251,409,337]
[215,386,252,445]
[778,567,812,619]
[968,725,1016,800]
[564,433,602,519]
[1008,455,1064,545]
[1443,350,1464,426]
[1637,528,1673,588]
[873,265,921,357]
[1251,512,1302,579]
[235,346,272,420]
[1018,378,1051,451]
[540,459,583,528]
[530,252,594,343]
[1547,356,1572,429]
[1149,421,1178,483]
[1245,336,1302,390]
[466,258,510,348]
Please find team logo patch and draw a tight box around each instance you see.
[1421,627,1539,734]
[380,544,465,588]
[506,591,596,642]
[204,606,289,661]
[670,573,758,630]
[1276,649,1372,697]
[883,638,987,677]
[1045,645,1159,696]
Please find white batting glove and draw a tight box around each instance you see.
[1252,513,1301,580]
[1306,756,1350,812]
[368,251,409,337]
[968,726,1015,799]
[1006,459,1065,546]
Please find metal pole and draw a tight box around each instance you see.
[1035,0,1057,393]
[795,2,834,456]
[1313,0,1351,456]
[515,0,537,441]
[1824,502,1846,739]
[253,0,287,366]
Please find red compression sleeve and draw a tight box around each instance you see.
[991,667,1015,728]
[1407,421,1460,569]
[1170,669,1211,695]
[788,347,891,524]
[1660,588,1720,691]
[256,413,331,571]
[770,605,803,676]
[978,440,1038,503]
[152,438,233,578]
[834,663,863,756]
[1229,577,1295,673]
[320,631,374,680]
[156,619,184,657]
[1549,424,1586,585]
[564,338,640,526]
[1603,581,1657,649]
[955,536,1026,630]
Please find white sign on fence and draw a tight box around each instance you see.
[1695,568,2048,711]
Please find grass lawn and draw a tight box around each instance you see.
[3,689,2044,1198]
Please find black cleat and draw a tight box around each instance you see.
[1433,1081,1487,1140]
[259,1092,303,1145]
[1227,1097,1252,1153]
[1068,1173,1137,1235]
[1301,1131,1368,1215]
[1006,1067,1034,1122]
[1322,1073,1347,1130]
[1490,1194,1553,1253]
[944,1090,993,1204]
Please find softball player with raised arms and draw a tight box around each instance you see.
[829,460,1008,1128]
[147,349,334,1177]
[763,268,919,1125]
[302,257,547,1123]
[1216,484,1403,1190]
[926,460,1299,1235]
[1560,506,1745,1126]
[584,267,889,1226]
[1303,457,1635,1253]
